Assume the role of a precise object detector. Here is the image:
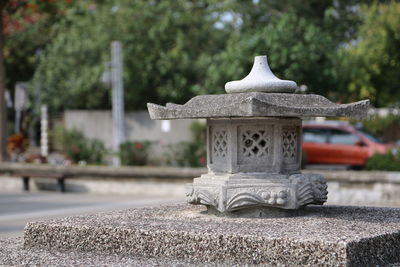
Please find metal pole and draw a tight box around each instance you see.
[111,41,125,166]
[40,105,48,158]
[15,110,20,133]
[14,82,28,134]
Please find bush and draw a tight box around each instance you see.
[7,133,29,162]
[56,127,106,164]
[119,141,151,166]
[355,114,400,137]
[365,150,400,171]
[51,121,66,152]
[165,121,207,167]
[170,141,207,167]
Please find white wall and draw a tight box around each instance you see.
[64,110,202,149]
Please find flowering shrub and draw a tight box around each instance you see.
[7,133,28,161]
[119,141,151,166]
[25,154,47,163]
[61,128,105,164]
[7,133,28,154]
[171,141,207,167]
[164,122,207,167]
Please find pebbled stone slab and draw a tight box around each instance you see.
[0,237,215,267]
[147,92,369,120]
[24,204,400,266]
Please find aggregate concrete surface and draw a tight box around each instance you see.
[20,204,400,266]
[0,237,220,266]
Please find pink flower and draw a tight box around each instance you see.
[199,157,207,166]
[135,143,144,150]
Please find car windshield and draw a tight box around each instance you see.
[359,130,384,144]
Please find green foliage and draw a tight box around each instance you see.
[4,0,76,91]
[164,121,207,167]
[202,11,338,97]
[171,141,207,167]
[341,2,400,107]
[54,126,106,164]
[189,121,207,141]
[119,141,151,166]
[31,0,376,112]
[50,121,66,151]
[365,150,400,171]
[360,115,400,135]
[32,0,228,112]
[5,21,42,88]
[6,0,400,113]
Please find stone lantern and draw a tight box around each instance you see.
[148,55,369,213]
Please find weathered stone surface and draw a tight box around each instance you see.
[148,98,367,211]
[225,55,298,93]
[147,92,369,120]
[187,173,328,212]
[207,117,302,173]
[147,55,370,212]
[190,117,327,212]
[24,204,400,266]
[0,237,211,266]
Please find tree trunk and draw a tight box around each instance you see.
[0,2,9,161]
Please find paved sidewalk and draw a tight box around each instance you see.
[0,192,184,238]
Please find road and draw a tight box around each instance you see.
[0,191,184,238]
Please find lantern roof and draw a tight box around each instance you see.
[147,92,369,120]
[147,55,369,120]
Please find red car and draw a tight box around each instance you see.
[302,121,391,168]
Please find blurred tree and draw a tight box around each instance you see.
[200,12,337,97]
[0,0,76,160]
[23,0,400,113]
[340,1,400,107]
[0,0,9,161]
[218,0,364,41]
[32,0,228,112]
[4,0,76,93]
[201,0,373,99]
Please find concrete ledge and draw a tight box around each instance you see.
[24,204,400,266]
[0,162,206,179]
[1,162,400,182]
[304,169,400,184]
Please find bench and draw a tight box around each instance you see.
[11,172,68,193]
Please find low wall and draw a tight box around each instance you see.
[1,163,400,206]
[0,162,204,179]
[304,169,400,206]
[64,110,202,150]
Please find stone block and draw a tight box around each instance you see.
[24,204,400,266]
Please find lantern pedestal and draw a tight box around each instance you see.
[187,172,327,212]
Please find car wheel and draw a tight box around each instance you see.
[350,165,363,171]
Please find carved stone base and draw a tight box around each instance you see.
[186,173,328,212]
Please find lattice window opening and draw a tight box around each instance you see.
[282,129,298,161]
[242,130,271,158]
[213,130,228,158]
